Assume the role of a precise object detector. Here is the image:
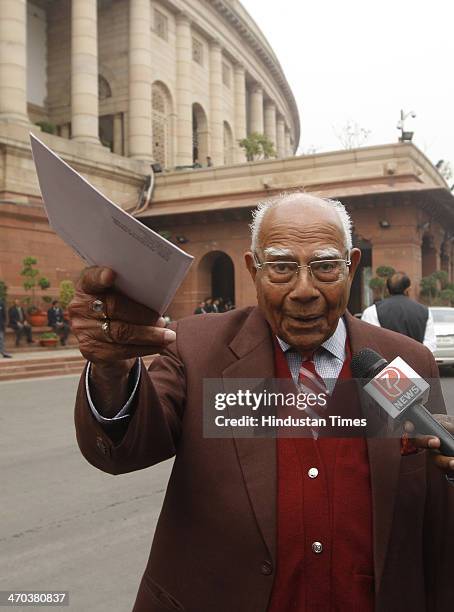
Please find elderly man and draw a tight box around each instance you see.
[71,194,454,612]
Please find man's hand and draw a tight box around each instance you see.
[68,266,176,417]
[69,266,176,366]
[404,415,454,474]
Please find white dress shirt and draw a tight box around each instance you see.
[361,303,436,352]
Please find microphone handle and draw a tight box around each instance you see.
[406,404,454,457]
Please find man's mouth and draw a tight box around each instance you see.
[287,314,324,323]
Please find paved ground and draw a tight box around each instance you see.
[1,348,82,361]
[1,370,454,611]
[1,375,173,612]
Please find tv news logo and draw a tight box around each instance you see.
[370,366,414,400]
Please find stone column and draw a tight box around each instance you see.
[0,0,28,123]
[249,84,263,134]
[175,12,193,166]
[276,115,286,158]
[71,0,99,143]
[264,101,276,152]
[285,129,292,156]
[233,64,246,162]
[209,40,223,166]
[128,0,153,160]
[60,124,70,139]
[113,113,123,155]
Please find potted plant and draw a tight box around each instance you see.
[0,280,7,302]
[59,280,75,317]
[39,331,59,348]
[21,257,51,326]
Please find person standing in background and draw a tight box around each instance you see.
[0,298,12,358]
[361,272,436,351]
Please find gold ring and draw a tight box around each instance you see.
[101,319,114,342]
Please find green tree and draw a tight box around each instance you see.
[376,266,395,279]
[59,280,75,309]
[239,132,276,161]
[0,280,7,302]
[420,275,438,305]
[21,257,51,312]
[368,266,395,301]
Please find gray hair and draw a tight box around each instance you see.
[250,192,353,254]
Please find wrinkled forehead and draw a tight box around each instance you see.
[258,199,346,250]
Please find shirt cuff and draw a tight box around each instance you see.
[445,473,454,486]
[85,358,142,424]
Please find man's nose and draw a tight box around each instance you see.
[288,267,320,301]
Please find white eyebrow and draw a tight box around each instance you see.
[312,248,343,259]
[263,247,294,258]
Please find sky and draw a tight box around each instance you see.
[241,0,454,180]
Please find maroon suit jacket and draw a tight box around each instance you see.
[74,307,454,612]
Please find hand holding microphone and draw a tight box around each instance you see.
[351,348,454,471]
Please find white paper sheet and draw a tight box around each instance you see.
[30,134,193,314]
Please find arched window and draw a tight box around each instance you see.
[192,103,209,164]
[223,121,234,165]
[152,81,173,168]
[98,75,112,101]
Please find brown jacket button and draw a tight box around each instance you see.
[261,561,273,575]
[96,436,108,455]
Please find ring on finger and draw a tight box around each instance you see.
[91,299,108,319]
[101,319,114,342]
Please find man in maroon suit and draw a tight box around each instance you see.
[70,194,454,611]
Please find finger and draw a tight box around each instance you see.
[432,414,454,434]
[76,319,176,346]
[408,433,440,450]
[79,339,166,363]
[431,454,454,472]
[107,321,175,345]
[104,292,161,326]
[79,266,116,294]
[404,420,415,433]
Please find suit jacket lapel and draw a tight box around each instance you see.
[345,312,402,595]
[222,307,277,563]
[221,308,403,588]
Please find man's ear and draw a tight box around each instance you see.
[348,248,361,280]
[244,251,257,282]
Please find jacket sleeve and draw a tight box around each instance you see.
[74,330,186,476]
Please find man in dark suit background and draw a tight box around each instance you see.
[8,299,33,347]
[69,194,454,611]
[362,272,436,350]
[0,298,12,358]
[47,299,70,346]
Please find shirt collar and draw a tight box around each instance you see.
[276,316,347,362]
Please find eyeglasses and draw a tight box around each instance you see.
[253,254,351,284]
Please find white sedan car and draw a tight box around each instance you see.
[430,307,454,365]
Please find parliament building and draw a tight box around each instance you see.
[1,0,453,319]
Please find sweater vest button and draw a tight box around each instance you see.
[308,467,319,478]
[261,561,273,575]
[312,541,323,554]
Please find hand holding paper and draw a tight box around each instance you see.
[69,265,176,364]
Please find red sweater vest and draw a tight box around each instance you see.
[267,343,374,612]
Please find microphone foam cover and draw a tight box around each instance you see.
[351,348,387,379]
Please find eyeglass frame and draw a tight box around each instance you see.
[252,252,352,284]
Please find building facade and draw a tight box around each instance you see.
[1,1,453,320]
[7,0,299,167]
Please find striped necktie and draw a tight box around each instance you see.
[297,357,329,424]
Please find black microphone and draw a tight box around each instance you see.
[351,348,454,457]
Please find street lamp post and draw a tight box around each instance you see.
[397,109,416,142]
